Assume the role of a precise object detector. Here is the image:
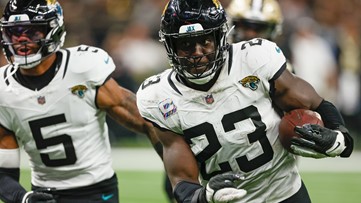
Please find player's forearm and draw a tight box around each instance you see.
[0,148,25,202]
[0,127,18,149]
[141,121,163,159]
[0,168,26,203]
[107,100,164,159]
[314,99,353,157]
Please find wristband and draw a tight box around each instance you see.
[0,148,20,168]
[326,130,346,157]
[174,181,206,203]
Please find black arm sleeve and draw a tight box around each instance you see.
[0,168,26,203]
[173,181,207,203]
[315,100,354,157]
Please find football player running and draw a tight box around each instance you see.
[0,0,160,202]
[163,1,287,202]
[136,0,353,203]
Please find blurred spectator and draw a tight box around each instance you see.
[130,0,167,39]
[277,0,313,59]
[336,0,361,134]
[60,0,134,47]
[61,1,97,46]
[101,27,140,143]
[220,0,232,8]
[110,21,169,86]
[289,17,339,104]
[312,0,341,58]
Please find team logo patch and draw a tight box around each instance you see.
[158,98,177,119]
[205,94,214,104]
[186,25,195,32]
[179,23,204,34]
[37,96,46,105]
[70,85,88,98]
[239,76,260,91]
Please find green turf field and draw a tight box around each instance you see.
[15,170,169,203]
[0,170,358,203]
[301,172,361,203]
[0,170,352,203]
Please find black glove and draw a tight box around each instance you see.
[203,172,247,203]
[21,191,56,203]
[291,124,346,158]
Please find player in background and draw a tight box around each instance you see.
[137,0,353,202]
[226,0,282,43]
[0,0,161,202]
[226,0,294,73]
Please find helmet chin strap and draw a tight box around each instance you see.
[12,42,44,69]
[4,63,20,94]
[186,71,216,85]
[14,53,42,69]
[227,25,235,37]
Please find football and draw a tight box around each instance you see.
[278,109,324,152]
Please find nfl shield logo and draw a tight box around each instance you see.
[205,94,214,104]
[37,96,46,105]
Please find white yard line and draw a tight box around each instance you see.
[20,148,361,172]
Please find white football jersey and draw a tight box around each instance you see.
[137,39,301,202]
[0,45,115,190]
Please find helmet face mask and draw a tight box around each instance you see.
[0,0,66,69]
[160,0,229,85]
[3,24,48,42]
[232,19,276,42]
[2,23,47,59]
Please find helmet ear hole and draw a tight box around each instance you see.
[0,0,65,69]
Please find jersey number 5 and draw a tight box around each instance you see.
[29,114,77,167]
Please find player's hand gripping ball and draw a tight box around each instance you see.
[278,109,324,152]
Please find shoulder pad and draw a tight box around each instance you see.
[64,45,115,86]
[241,39,274,70]
[137,69,174,100]
[67,45,113,74]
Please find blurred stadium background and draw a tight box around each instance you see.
[1,0,359,147]
[0,0,361,202]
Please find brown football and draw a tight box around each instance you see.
[278,109,324,152]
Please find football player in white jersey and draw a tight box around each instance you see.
[163,1,287,201]
[0,0,160,202]
[136,0,354,203]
